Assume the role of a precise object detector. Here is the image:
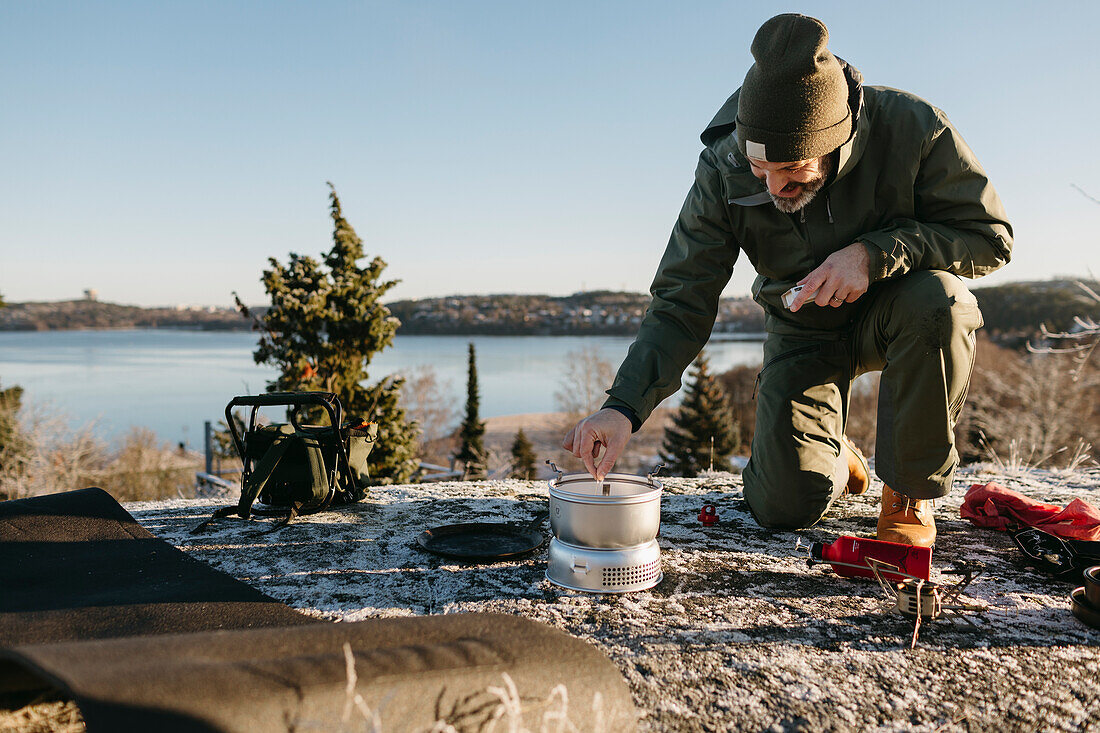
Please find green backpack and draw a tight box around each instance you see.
[193,392,377,532]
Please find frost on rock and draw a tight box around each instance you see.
[130,468,1100,732]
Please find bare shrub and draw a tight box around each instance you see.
[400,365,458,466]
[548,350,675,476]
[845,373,880,456]
[92,427,199,502]
[959,333,1100,471]
[0,402,200,503]
[0,403,109,501]
[554,349,616,422]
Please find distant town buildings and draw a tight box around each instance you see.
[385,292,766,336]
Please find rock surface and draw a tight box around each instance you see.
[131,466,1100,732]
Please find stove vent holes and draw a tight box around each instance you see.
[601,559,661,588]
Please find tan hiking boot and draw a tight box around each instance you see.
[877,485,936,547]
[842,435,870,496]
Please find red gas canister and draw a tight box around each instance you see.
[808,535,932,583]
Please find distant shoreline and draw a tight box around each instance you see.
[0,292,768,336]
[0,326,768,341]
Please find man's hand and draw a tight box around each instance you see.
[561,408,633,481]
[789,242,870,311]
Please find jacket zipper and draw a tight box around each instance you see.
[752,344,821,399]
[799,206,817,264]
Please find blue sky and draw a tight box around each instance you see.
[2,1,1097,306]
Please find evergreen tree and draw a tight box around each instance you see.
[0,293,28,479]
[0,380,26,480]
[456,342,486,479]
[660,351,739,477]
[236,183,420,484]
[510,428,537,480]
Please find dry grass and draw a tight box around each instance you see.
[715,333,1099,473]
[0,404,201,503]
[0,693,83,733]
[959,334,1100,470]
[335,644,605,733]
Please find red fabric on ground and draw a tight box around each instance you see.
[960,482,1100,541]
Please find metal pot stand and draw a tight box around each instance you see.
[546,538,663,593]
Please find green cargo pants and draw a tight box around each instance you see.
[742,270,983,530]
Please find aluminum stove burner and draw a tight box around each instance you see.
[546,537,662,593]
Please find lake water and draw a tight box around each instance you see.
[0,330,763,447]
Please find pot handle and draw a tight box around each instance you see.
[647,463,666,484]
[545,459,564,484]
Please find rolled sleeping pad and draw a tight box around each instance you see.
[2,613,637,732]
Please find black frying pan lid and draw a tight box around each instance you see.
[416,521,545,562]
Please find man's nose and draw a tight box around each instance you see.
[764,172,790,195]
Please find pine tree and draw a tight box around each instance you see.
[456,342,487,479]
[510,428,537,480]
[0,381,26,479]
[660,351,739,477]
[0,293,28,479]
[236,183,420,484]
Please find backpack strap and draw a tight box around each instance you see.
[237,425,296,519]
[190,505,240,533]
[190,424,297,533]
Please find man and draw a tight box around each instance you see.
[562,13,1012,547]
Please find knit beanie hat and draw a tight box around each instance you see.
[736,14,852,163]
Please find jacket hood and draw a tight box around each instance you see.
[701,58,867,180]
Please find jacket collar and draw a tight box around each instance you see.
[831,58,867,184]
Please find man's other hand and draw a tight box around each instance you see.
[561,408,633,481]
[789,242,870,311]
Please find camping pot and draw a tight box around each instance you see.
[546,463,663,549]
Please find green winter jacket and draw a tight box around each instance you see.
[604,62,1012,425]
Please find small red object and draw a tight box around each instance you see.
[698,504,718,526]
[808,535,931,583]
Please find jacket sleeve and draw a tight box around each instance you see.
[859,117,1013,282]
[603,149,738,425]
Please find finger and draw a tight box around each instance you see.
[571,421,590,459]
[792,265,832,310]
[594,438,625,482]
[561,425,577,451]
[813,279,841,307]
[792,279,818,308]
[574,426,599,475]
[582,439,600,479]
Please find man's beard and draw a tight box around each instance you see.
[769,156,834,213]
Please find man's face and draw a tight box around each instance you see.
[746,155,832,213]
